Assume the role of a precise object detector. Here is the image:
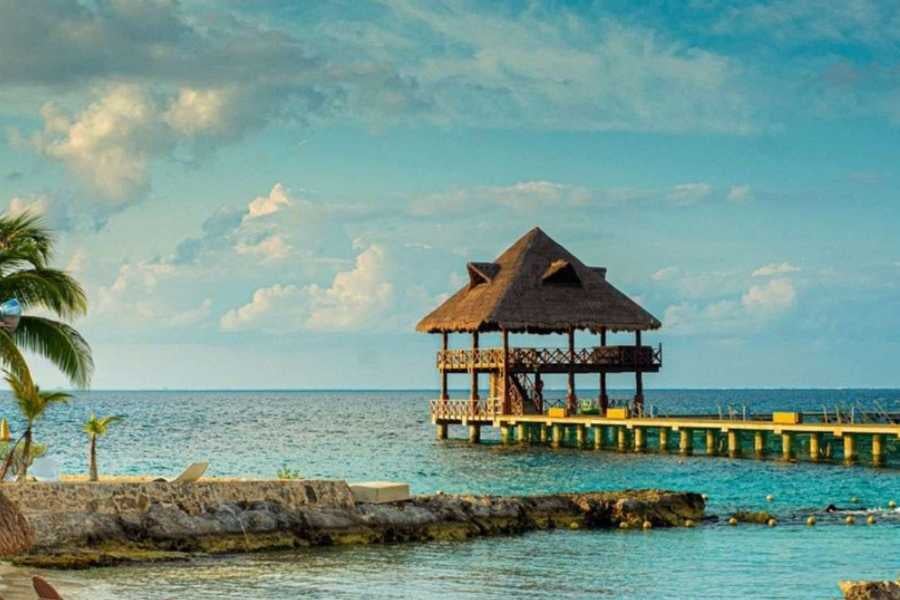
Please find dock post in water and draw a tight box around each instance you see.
[575,424,586,448]
[754,431,766,458]
[658,427,669,452]
[781,432,794,460]
[679,429,693,455]
[500,424,512,445]
[436,423,448,440]
[516,423,526,443]
[540,424,549,444]
[809,432,822,462]
[634,427,646,452]
[617,427,628,452]
[705,430,716,456]
[872,434,885,467]
[551,424,563,448]
[843,434,857,464]
[727,430,741,458]
[468,424,481,444]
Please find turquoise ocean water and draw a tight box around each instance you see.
[1,389,898,599]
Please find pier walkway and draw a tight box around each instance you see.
[432,405,899,467]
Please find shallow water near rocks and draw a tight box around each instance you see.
[0,390,898,599]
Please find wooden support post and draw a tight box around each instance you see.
[872,435,885,467]
[781,432,794,461]
[599,328,609,415]
[593,426,604,450]
[634,427,645,452]
[440,332,449,401]
[516,423,526,443]
[540,424,549,444]
[567,328,577,414]
[754,431,766,457]
[705,430,716,456]
[575,424,586,448]
[436,423,447,440]
[502,329,510,415]
[809,433,822,462]
[500,425,512,445]
[617,427,628,452]
[727,430,741,458]
[468,424,481,444]
[679,429,693,455]
[551,424,563,448]
[633,330,644,416]
[469,332,479,412]
[658,427,669,452]
[843,434,857,464]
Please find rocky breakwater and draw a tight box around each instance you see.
[0,482,704,569]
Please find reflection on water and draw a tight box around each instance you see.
[0,390,896,598]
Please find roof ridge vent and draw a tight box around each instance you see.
[467,262,500,288]
[542,259,582,287]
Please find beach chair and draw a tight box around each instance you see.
[29,457,60,482]
[154,461,208,483]
[32,576,63,600]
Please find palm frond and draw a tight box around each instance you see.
[0,269,88,318]
[84,414,123,436]
[0,332,32,388]
[0,212,52,269]
[14,316,93,388]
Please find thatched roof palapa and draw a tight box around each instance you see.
[416,227,661,334]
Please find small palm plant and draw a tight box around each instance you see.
[1,369,70,482]
[84,415,123,482]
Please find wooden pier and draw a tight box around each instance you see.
[431,407,899,467]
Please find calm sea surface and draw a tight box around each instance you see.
[0,389,898,599]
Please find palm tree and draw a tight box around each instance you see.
[0,211,93,388]
[2,369,70,482]
[84,415,123,482]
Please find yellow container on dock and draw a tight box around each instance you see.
[547,407,568,418]
[606,407,630,419]
[772,411,802,425]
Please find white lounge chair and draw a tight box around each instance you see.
[29,457,60,482]
[155,461,208,483]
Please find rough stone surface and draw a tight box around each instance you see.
[840,581,900,600]
[0,490,33,555]
[2,483,704,569]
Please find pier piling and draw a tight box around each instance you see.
[679,429,693,455]
[809,432,821,462]
[468,424,481,444]
[705,430,716,456]
[781,432,794,460]
[872,434,885,467]
[575,424,586,448]
[551,424,563,448]
[754,431,766,458]
[727,430,741,458]
[436,423,448,440]
[658,428,669,452]
[500,425,512,445]
[634,427,646,452]
[540,425,549,444]
[843,434,857,464]
[516,423,526,443]
[593,426,604,450]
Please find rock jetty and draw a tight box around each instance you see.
[0,482,704,569]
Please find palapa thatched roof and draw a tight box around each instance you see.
[416,227,661,334]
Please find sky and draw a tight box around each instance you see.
[2,0,900,390]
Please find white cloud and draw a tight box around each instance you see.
[727,184,753,203]
[7,194,49,216]
[668,182,713,206]
[652,266,680,281]
[752,262,800,277]
[234,234,291,261]
[741,277,796,312]
[663,277,796,335]
[244,183,292,221]
[220,243,394,333]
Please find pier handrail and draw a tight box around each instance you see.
[437,344,662,371]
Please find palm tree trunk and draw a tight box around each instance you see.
[0,432,25,481]
[89,435,98,482]
[16,426,31,483]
